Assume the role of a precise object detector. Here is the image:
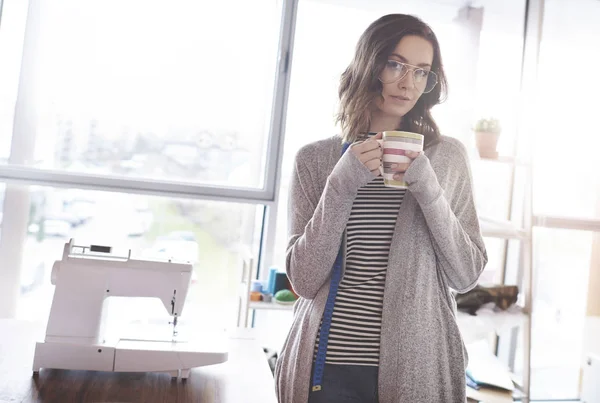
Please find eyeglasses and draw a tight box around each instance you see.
[379,60,438,94]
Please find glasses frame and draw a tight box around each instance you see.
[378,60,438,94]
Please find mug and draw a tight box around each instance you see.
[378,131,424,189]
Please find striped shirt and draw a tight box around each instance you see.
[315,175,405,366]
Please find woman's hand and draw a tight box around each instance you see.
[391,150,422,182]
[350,133,383,175]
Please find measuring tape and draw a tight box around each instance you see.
[311,141,351,392]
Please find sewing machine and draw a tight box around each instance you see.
[32,239,228,380]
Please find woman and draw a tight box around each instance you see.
[275,13,487,403]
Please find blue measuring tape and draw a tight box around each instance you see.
[311,141,351,392]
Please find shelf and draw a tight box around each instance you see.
[479,216,528,240]
[457,303,527,344]
[249,301,295,311]
[248,300,526,343]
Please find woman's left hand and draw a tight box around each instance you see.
[391,150,422,182]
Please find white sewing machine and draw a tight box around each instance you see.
[32,239,228,380]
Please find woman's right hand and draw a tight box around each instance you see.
[350,132,383,175]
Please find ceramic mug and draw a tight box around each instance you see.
[377,131,424,189]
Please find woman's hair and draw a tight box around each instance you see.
[336,14,448,149]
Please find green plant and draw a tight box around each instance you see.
[473,117,501,134]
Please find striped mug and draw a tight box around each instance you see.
[378,131,424,189]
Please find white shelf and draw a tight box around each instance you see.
[249,299,526,344]
[479,216,528,240]
[249,301,295,311]
[457,303,527,344]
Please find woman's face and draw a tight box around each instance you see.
[375,35,434,120]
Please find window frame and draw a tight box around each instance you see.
[0,0,299,206]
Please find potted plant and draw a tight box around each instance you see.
[473,117,501,159]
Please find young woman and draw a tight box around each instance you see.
[275,14,487,403]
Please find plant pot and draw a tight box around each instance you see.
[475,131,500,159]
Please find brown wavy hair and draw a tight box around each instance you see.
[336,14,448,149]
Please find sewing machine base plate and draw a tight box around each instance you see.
[32,338,228,380]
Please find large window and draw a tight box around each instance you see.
[524,0,600,399]
[8,0,282,189]
[532,0,600,220]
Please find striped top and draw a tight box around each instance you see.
[314,175,405,366]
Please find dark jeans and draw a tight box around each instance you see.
[308,364,379,403]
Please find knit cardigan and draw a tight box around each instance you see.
[274,134,488,403]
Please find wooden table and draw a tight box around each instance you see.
[0,320,277,403]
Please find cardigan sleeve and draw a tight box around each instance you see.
[285,143,376,299]
[404,141,488,293]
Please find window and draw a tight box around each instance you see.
[522,0,600,399]
[16,185,262,331]
[8,0,283,189]
[532,0,600,220]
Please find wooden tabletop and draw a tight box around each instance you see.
[0,320,277,403]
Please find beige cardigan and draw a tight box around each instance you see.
[274,135,488,402]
